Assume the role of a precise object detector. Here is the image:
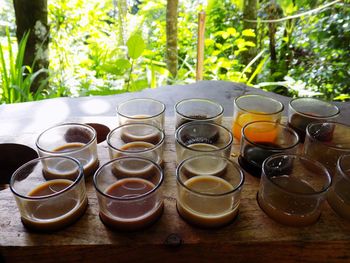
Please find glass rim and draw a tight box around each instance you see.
[116,98,166,119]
[107,123,165,153]
[175,121,233,152]
[36,123,97,154]
[306,121,350,151]
[93,156,164,201]
[289,97,340,119]
[242,120,300,150]
[10,156,84,200]
[234,94,284,115]
[174,98,224,120]
[337,154,350,182]
[262,153,332,196]
[176,154,244,197]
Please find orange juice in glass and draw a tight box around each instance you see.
[232,94,284,141]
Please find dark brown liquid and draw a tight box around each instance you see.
[44,143,99,179]
[289,113,323,142]
[22,179,88,231]
[176,114,210,129]
[100,178,163,230]
[239,142,285,177]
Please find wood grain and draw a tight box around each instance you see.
[0,117,349,263]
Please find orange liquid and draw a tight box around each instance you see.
[232,111,277,141]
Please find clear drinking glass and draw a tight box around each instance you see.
[304,122,350,176]
[288,97,339,142]
[36,123,99,177]
[94,157,164,231]
[107,123,165,168]
[175,98,224,129]
[232,94,284,141]
[10,156,87,231]
[258,154,331,226]
[175,121,233,165]
[327,154,350,220]
[239,121,299,177]
[116,98,165,130]
[176,155,244,228]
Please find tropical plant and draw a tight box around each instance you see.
[0,28,47,103]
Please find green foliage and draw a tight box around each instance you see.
[0,28,46,103]
[0,0,349,102]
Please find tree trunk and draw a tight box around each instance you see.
[13,0,49,93]
[242,0,257,69]
[166,0,178,80]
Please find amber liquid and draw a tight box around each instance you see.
[45,143,99,179]
[100,178,163,230]
[232,111,276,141]
[258,175,320,226]
[327,178,350,219]
[177,175,238,228]
[113,141,163,168]
[21,179,87,231]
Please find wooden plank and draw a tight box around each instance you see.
[0,117,350,262]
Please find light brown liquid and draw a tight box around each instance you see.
[258,175,320,226]
[22,179,87,231]
[327,179,350,219]
[100,178,163,230]
[45,143,99,179]
[177,143,220,165]
[114,141,163,168]
[177,175,237,228]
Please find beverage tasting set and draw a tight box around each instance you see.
[8,96,350,232]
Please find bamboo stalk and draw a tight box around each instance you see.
[196,11,206,81]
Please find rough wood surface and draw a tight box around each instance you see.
[0,117,350,263]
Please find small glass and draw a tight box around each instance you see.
[304,122,350,176]
[116,98,165,129]
[288,97,339,142]
[176,155,244,228]
[239,121,299,177]
[327,155,350,220]
[10,156,87,231]
[36,123,99,177]
[107,123,165,167]
[175,98,224,129]
[94,157,164,231]
[232,94,284,141]
[258,154,331,226]
[175,121,233,165]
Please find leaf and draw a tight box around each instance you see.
[227,27,237,36]
[242,29,256,37]
[127,34,146,59]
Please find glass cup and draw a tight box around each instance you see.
[176,155,244,228]
[116,98,165,130]
[107,123,165,168]
[288,97,339,142]
[36,123,99,177]
[10,156,87,231]
[94,157,164,231]
[232,94,284,141]
[175,121,233,165]
[258,154,331,226]
[304,122,350,176]
[327,155,350,220]
[175,98,224,129]
[239,121,299,177]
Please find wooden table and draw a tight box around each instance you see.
[1,116,350,263]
